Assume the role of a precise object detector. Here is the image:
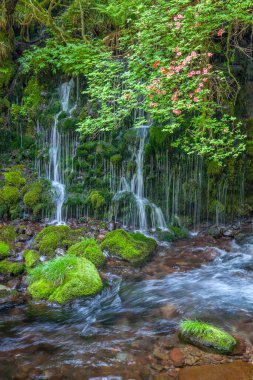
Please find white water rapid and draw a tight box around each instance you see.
[114,126,168,232]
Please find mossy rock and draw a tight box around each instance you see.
[0,260,25,276]
[23,182,43,209]
[67,238,105,267]
[179,320,236,354]
[0,284,17,298]
[33,225,83,256]
[0,186,20,206]
[3,170,26,188]
[0,241,10,259]
[0,226,16,243]
[28,256,103,304]
[23,250,40,268]
[101,229,157,264]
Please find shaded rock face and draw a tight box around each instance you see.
[179,361,253,380]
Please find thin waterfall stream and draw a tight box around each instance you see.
[113,126,168,232]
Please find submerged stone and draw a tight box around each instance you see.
[179,320,236,354]
[101,229,157,264]
[67,238,105,267]
[28,255,103,304]
[179,362,253,380]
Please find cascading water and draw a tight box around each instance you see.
[36,79,78,224]
[113,126,168,232]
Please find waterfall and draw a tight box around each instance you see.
[36,79,77,224]
[113,126,168,232]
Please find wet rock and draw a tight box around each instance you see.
[55,248,65,256]
[153,346,170,361]
[170,348,184,367]
[178,361,253,380]
[97,234,105,241]
[0,284,18,304]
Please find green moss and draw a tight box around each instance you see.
[88,191,105,210]
[0,260,25,276]
[67,239,105,267]
[0,226,15,243]
[34,225,84,256]
[23,250,40,268]
[101,229,157,264]
[0,186,20,206]
[0,241,10,259]
[23,182,43,209]
[28,256,103,304]
[180,320,236,354]
[110,154,122,165]
[3,171,26,188]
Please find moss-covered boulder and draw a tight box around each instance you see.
[0,284,17,299]
[28,256,103,304]
[67,238,105,267]
[101,229,157,264]
[179,320,236,354]
[0,241,10,259]
[0,226,16,243]
[33,225,83,256]
[0,260,25,276]
[23,250,40,268]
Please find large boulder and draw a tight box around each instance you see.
[179,320,236,354]
[101,229,157,264]
[67,238,105,267]
[28,255,103,304]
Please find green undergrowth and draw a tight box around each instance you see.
[0,260,25,276]
[0,241,10,259]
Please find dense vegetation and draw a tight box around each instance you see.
[1,0,252,161]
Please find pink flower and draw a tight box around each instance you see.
[193,97,199,102]
[217,29,224,37]
[174,47,180,53]
[191,51,197,57]
[195,23,201,27]
[177,52,182,56]
[207,52,213,57]
[172,109,182,115]
[175,22,182,30]
[199,82,204,87]
[203,68,208,74]
[153,102,158,107]
[174,16,178,21]
[156,89,160,94]
[196,70,201,75]
[195,88,200,93]
[149,94,153,98]
[224,127,228,132]
[161,90,166,95]
[149,102,153,107]
[160,67,167,73]
[203,78,208,82]
[190,70,196,75]
[190,26,193,30]
[177,14,184,19]
[186,103,191,108]
[189,93,193,98]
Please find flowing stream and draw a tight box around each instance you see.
[1,233,253,379]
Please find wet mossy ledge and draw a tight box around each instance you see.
[67,238,105,267]
[179,320,237,354]
[101,229,157,264]
[28,256,103,304]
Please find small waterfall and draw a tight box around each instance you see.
[113,126,168,232]
[36,79,78,224]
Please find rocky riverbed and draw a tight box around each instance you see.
[1,219,253,379]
